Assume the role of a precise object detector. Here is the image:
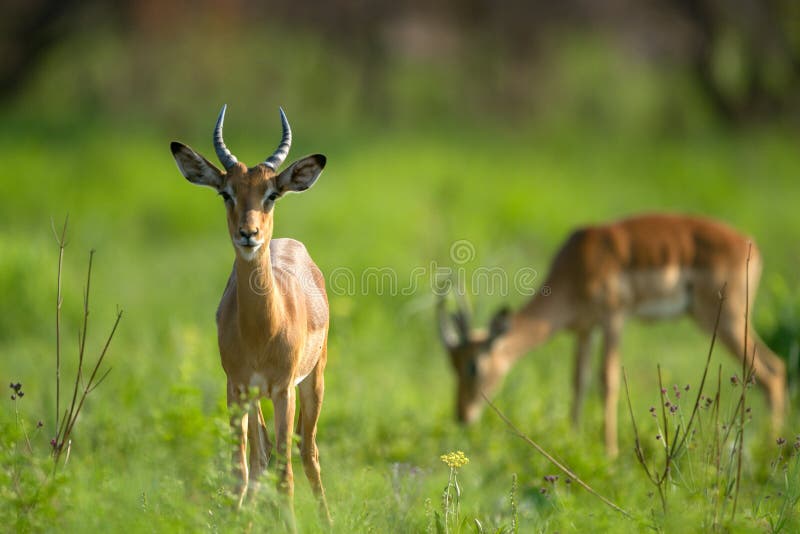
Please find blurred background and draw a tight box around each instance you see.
[4,0,800,127]
[2,0,800,530]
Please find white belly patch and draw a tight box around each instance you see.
[248,371,311,392]
[634,293,690,319]
[294,372,311,386]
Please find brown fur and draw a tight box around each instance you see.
[440,214,786,457]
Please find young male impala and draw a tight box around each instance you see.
[438,214,786,457]
[171,105,331,520]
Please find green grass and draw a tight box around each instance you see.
[2,54,800,530]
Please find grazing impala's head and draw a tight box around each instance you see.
[170,105,326,261]
[438,294,511,424]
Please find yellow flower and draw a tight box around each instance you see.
[440,450,470,469]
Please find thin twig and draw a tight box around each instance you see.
[712,365,722,527]
[657,366,669,452]
[482,393,632,519]
[61,251,94,447]
[731,243,752,520]
[622,284,727,516]
[88,367,113,394]
[49,241,123,469]
[623,368,665,511]
[52,215,68,443]
[673,283,726,456]
[60,309,123,457]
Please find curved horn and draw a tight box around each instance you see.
[452,289,471,340]
[263,107,292,170]
[213,104,239,170]
[437,293,460,349]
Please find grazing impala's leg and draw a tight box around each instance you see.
[272,385,296,500]
[227,379,249,507]
[298,353,332,524]
[601,314,623,458]
[571,328,593,427]
[691,281,787,431]
[714,309,786,431]
[751,337,787,430]
[247,400,271,490]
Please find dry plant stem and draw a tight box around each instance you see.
[673,283,727,455]
[622,283,726,514]
[712,365,723,527]
[482,393,632,519]
[731,243,753,521]
[56,310,122,463]
[64,250,94,443]
[622,368,667,511]
[50,240,123,468]
[657,367,671,453]
[51,216,68,441]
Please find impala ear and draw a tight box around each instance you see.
[488,306,512,343]
[171,141,224,190]
[275,154,326,194]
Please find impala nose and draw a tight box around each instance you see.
[239,227,259,239]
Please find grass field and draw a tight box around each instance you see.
[2,29,800,531]
[2,115,799,532]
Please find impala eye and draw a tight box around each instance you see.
[466,360,478,378]
[267,192,279,202]
[219,191,233,204]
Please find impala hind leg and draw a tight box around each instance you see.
[227,380,249,508]
[297,357,332,525]
[691,284,787,432]
[601,314,623,458]
[571,328,593,427]
[716,315,786,432]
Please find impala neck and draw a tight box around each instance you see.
[495,294,566,369]
[234,242,285,341]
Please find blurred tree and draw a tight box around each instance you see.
[2,0,799,124]
[673,0,800,122]
[0,0,80,98]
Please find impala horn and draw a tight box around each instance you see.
[213,104,239,170]
[452,285,472,340]
[263,107,292,170]
[436,281,471,349]
[437,292,460,349]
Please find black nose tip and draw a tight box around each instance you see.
[239,228,258,238]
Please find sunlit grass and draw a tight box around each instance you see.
[1,107,799,531]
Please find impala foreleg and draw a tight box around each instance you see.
[601,315,623,458]
[271,385,296,500]
[571,328,592,427]
[227,380,249,508]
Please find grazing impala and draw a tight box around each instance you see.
[171,105,331,520]
[438,214,786,457]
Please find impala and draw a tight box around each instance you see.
[438,214,786,457]
[171,105,331,520]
